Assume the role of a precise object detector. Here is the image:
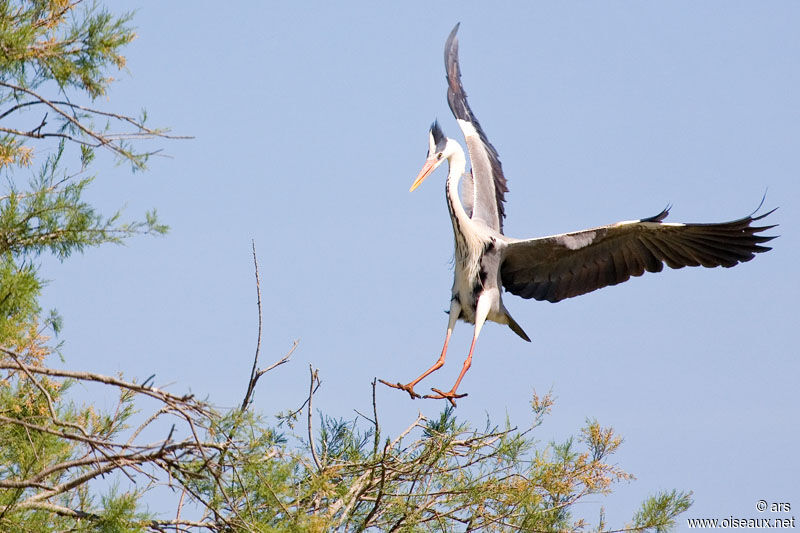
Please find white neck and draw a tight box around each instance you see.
[444,139,470,227]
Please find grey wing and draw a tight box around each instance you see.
[500,207,777,303]
[445,23,508,233]
[460,169,475,218]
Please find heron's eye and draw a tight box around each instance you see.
[436,153,443,160]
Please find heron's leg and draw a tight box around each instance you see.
[427,293,491,407]
[379,299,460,400]
[405,308,458,388]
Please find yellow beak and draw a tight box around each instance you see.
[410,158,437,192]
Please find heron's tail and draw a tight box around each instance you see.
[506,313,531,342]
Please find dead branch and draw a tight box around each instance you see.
[0,348,210,416]
[240,241,296,412]
[241,240,265,411]
[307,365,322,472]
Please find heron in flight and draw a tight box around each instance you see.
[380,24,776,406]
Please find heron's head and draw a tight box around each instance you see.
[410,121,452,192]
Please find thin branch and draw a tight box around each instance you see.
[0,80,115,150]
[360,440,390,531]
[371,378,380,455]
[0,349,210,416]
[307,365,321,472]
[239,241,296,413]
[0,96,189,139]
[127,406,171,445]
[14,500,96,519]
[260,343,296,377]
[175,488,187,532]
[241,240,264,411]
[147,518,218,530]
[0,80,187,145]
[4,349,90,437]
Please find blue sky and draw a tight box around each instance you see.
[39,2,798,527]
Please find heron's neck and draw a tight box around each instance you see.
[445,144,470,226]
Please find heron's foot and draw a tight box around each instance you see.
[424,388,468,408]
[378,379,422,400]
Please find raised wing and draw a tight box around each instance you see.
[501,207,777,303]
[460,169,474,218]
[445,23,508,233]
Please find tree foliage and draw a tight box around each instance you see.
[0,2,693,531]
[1,331,692,532]
[0,0,172,344]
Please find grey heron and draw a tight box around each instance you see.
[380,24,776,406]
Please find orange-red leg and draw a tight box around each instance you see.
[426,292,491,407]
[427,335,475,407]
[380,300,460,399]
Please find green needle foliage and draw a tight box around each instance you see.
[0,0,173,343]
[0,334,693,531]
[0,2,694,531]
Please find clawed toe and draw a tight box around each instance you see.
[380,378,468,407]
[424,387,468,407]
[378,379,421,399]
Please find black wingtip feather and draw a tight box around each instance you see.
[752,190,769,215]
[751,206,778,221]
[641,205,671,223]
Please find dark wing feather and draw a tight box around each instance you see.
[500,207,777,303]
[445,23,508,233]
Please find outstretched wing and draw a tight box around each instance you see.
[500,207,777,303]
[445,23,508,233]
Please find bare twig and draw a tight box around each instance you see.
[14,500,95,519]
[175,487,187,531]
[360,440,390,531]
[0,348,209,415]
[372,378,380,454]
[241,240,264,411]
[307,365,322,472]
[0,81,190,154]
[239,241,296,412]
[260,344,296,376]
